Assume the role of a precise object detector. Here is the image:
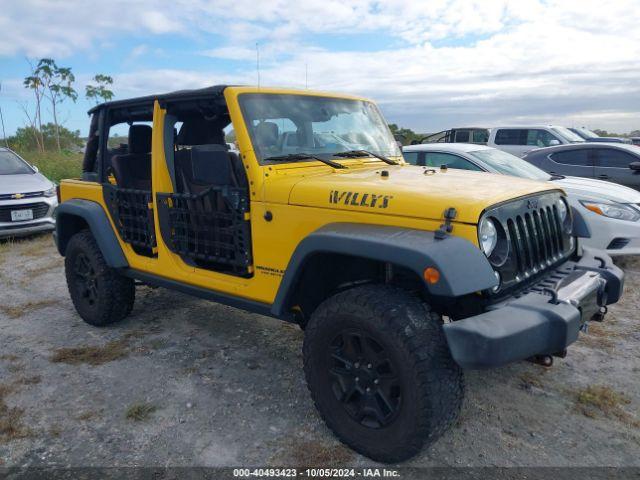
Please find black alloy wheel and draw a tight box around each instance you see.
[328,329,402,429]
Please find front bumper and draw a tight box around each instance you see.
[443,248,624,369]
[0,196,57,238]
[577,207,640,257]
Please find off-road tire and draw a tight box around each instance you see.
[64,230,135,326]
[303,284,464,463]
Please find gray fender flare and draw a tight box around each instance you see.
[270,223,497,317]
[571,206,591,238]
[55,199,128,268]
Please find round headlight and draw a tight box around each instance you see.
[479,218,498,257]
[557,198,568,222]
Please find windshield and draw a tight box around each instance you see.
[468,149,551,181]
[239,93,401,164]
[575,127,598,138]
[0,150,33,175]
[551,127,585,143]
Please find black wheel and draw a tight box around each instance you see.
[303,285,464,463]
[64,230,135,326]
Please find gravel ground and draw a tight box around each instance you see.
[0,234,639,469]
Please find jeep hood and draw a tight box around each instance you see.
[287,165,560,224]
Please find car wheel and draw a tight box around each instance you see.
[64,230,135,326]
[303,284,464,463]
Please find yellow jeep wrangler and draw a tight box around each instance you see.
[55,86,624,462]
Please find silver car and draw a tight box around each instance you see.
[0,147,58,238]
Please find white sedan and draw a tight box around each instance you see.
[403,143,640,256]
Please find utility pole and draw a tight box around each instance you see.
[0,82,7,147]
[305,62,308,89]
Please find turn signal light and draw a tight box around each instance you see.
[584,204,604,215]
[423,267,440,284]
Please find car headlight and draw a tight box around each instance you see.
[580,201,640,222]
[44,186,56,198]
[479,217,498,257]
[557,198,568,222]
[557,197,572,233]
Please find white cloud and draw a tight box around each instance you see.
[141,11,180,34]
[1,0,640,132]
[129,44,149,59]
[200,46,256,61]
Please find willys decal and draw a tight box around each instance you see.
[329,191,393,209]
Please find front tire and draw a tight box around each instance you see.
[64,230,135,326]
[303,285,464,463]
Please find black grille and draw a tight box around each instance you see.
[506,205,565,277]
[0,191,44,201]
[607,238,630,250]
[484,193,573,294]
[0,202,50,222]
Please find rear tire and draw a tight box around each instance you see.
[303,284,464,463]
[64,230,135,326]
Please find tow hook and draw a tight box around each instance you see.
[591,306,607,322]
[528,354,553,367]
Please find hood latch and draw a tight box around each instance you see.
[435,207,457,240]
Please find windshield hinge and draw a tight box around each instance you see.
[435,207,457,240]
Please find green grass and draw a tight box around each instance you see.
[50,338,130,365]
[125,402,157,422]
[15,149,83,184]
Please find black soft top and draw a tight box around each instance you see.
[87,85,229,114]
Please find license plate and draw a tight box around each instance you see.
[11,209,33,221]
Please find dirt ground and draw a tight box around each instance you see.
[0,233,639,469]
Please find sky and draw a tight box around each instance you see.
[1,0,640,137]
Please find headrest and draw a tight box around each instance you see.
[255,122,279,148]
[189,146,231,186]
[128,124,152,154]
[177,119,225,146]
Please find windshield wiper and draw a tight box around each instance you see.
[333,150,400,166]
[263,153,347,169]
[549,173,566,180]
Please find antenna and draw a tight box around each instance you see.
[256,43,261,89]
[0,82,7,147]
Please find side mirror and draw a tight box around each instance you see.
[629,161,640,171]
[32,165,39,173]
[549,139,561,146]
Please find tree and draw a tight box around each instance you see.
[35,58,78,152]
[388,123,423,145]
[85,74,114,104]
[23,61,46,152]
[8,123,82,152]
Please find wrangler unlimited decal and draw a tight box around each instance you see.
[256,265,285,277]
[329,190,393,209]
